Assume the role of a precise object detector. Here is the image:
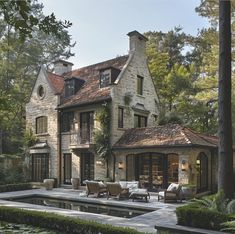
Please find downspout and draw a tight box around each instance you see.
[57,109,62,186]
[112,152,116,182]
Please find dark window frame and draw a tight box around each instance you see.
[137,75,144,95]
[80,111,94,143]
[36,116,48,134]
[118,107,124,128]
[134,114,147,128]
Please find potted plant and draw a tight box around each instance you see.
[71,178,80,190]
[182,184,196,200]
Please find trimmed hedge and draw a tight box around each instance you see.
[0,206,143,234]
[176,204,234,231]
[0,183,32,193]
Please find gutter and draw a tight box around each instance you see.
[56,97,112,110]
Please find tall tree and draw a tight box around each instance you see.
[0,1,74,154]
[218,0,233,199]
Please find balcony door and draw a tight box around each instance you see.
[80,112,94,144]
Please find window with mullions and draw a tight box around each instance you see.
[134,114,147,128]
[61,112,74,132]
[118,107,124,128]
[137,75,143,95]
[36,116,48,134]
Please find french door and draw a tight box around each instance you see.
[31,154,49,182]
[81,152,94,184]
[80,112,94,144]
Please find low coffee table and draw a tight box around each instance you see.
[129,189,150,202]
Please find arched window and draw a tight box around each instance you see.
[196,152,208,192]
[36,116,48,134]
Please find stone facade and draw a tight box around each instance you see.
[26,68,59,179]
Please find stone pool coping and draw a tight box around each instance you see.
[0,188,227,234]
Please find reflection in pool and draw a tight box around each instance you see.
[8,196,153,218]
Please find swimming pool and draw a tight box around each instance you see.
[7,195,153,218]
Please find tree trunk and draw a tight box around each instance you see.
[218,0,233,199]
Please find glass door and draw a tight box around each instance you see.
[81,152,94,183]
[63,153,72,184]
[80,112,94,144]
[31,154,49,182]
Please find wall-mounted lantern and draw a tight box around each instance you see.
[181,160,188,171]
[96,160,104,166]
[118,161,124,169]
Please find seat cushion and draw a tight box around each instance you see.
[167,183,179,192]
[158,191,177,198]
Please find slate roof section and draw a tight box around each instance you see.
[113,124,218,149]
[47,72,64,94]
[58,55,129,109]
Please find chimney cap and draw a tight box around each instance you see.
[127,30,148,42]
[53,59,74,66]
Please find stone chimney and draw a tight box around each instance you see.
[53,59,73,76]
[127,30,148,55]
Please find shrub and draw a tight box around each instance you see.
[176,203,233,231]
[0,206,143,234]
[0,183,32,193]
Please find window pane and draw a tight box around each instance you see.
[134,114,147,128]
[61,112,74,132]
[118,107,124,128]
[137,76,143,95]
[36,116,47,134]
[100,71,110,88]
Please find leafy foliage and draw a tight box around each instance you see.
[0,0,72,40]
[190,191,235,214]
[93,103,111,161]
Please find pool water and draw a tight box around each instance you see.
[9,196,152,218]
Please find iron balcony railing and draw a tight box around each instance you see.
[70,131,93,146]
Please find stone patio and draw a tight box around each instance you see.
[0,188,226,234]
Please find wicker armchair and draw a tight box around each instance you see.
[86,181,107,197]
[158,183,182,203]
[106,182,129,200]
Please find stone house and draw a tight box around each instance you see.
[26,31,233,193]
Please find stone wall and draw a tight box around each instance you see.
[26,68,59,179]
[110,34,159,146]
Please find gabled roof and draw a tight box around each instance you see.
[58,55,129,109]
[47,71,64,94]
[113,124,218,150]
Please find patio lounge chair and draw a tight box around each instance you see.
[157,183,182,203]
[106,182,129,200]
[86,181,107,197]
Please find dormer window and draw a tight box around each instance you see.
[100,67,121,88]
[100,70,110,88]
[64,77,85,98]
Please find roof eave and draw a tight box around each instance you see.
[57,97,112,110]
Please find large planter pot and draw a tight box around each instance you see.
[43,179,54,190]
[71,178,80,190]
[182,185,196,200]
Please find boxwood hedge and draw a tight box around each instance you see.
[0,206,143,234]
[0,183,33,193]
[176,204,234,231]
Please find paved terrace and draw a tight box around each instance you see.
[0,188,226,234]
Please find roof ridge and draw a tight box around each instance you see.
[68,55,129,74]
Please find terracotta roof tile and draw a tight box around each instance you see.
[58,55,129,108]
[47,72,64,94]
[113,124,218,149]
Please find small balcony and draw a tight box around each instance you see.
[70,131,93,149]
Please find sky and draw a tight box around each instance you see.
[41,0,209,68]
